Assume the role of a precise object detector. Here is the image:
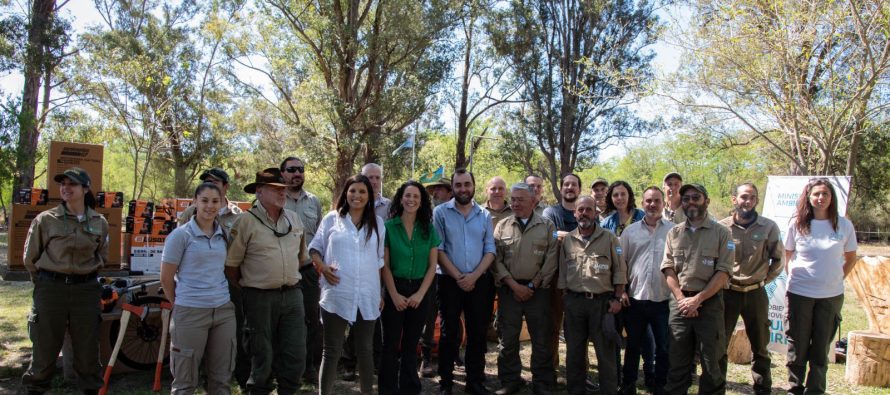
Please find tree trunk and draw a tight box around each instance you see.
[13,0,56,194]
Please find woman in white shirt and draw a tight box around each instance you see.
[309,175,385,395]
[783,178,857,395]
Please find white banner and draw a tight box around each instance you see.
[761,175,851,353]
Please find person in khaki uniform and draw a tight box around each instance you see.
[176,167,243,232]
[559,196,627,395]
[22,168,108,394]
[225,168,309,395]
[485,176,513,228]
[492,183,558,395]
[662,172,686,224]
[661,183,733,395]
[718,183,783,395]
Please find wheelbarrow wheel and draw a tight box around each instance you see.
[108,296,171,370]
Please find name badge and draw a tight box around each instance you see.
[752,233,765,241]
[702,258,715,267]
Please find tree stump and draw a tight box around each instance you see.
[846,257,890,334]
[727,325,753,364]
[845,330,890,387]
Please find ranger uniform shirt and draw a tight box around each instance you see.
[177,200,243,233]
[493,214,558,287]
[285,188,323,245]
[661,217,734,292]
[663,205,686,224]
[225,203,308,289]
[485,201,513,230]
[558,225,627,294]
[24,204,109,275]
[718,214,784,289]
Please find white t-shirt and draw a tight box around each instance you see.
[784,217,857,298]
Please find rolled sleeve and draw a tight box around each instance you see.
[716,226,734,273]
[482,214,496,255]
[433,208,447,251]
[660,233,676,273]
[610,237,628,285]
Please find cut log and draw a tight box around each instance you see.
[846,256,890,334]
[845,330,890,387]
[727,325,753,364]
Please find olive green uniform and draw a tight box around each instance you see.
[485,201,513,229]
[661,218,733,395]
[493,213,558,391]
[559,226,627,395]
[22,204,109,393]
[226,203,308,394]
[718,215,783,395]
[663,205,686,224]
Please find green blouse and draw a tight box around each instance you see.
[384,217,441,280]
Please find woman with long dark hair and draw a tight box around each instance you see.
[309,175,385,395]
[600,180,645,236]
[783,178,857,394]
[378,181,440,395]
[21,167,108,394]
[160,182,236,394]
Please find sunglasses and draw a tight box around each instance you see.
[284,166,305,174]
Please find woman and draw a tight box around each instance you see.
[160,182,236,394]
[378,181,440,395]
[600,180,644,236]
[309,175,385,395]
[784,178,857,394]
[21,167,108,394]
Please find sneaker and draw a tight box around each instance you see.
[421,359,436,378]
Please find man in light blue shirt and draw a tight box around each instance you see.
[433,168,496,395]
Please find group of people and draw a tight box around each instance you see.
[20,161,858,395]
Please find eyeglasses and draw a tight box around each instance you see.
[284,166,305,174]
[248,211,293,237]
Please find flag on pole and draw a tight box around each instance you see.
[419,165,445,183]
[391,134,415,155]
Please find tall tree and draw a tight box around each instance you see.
[670,0,890,182]
[12,0,68,194]
[489,0,661,199]
[227,0,456,196]
[69,0,236,198]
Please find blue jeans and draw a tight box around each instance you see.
[622,298,670,388]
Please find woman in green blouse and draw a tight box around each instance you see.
[378,180,440,395]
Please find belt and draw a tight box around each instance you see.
[730,281,765,292]
[393,277,425,284]
[681,290,700,297]
[244,283,300,292]
[567,289,610,299]
[513,279,533,285]
[37,269,98,284]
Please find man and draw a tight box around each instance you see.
[662,173,686,224]
[279,156,324,383]
[178,167,249,387]
[177,167,243,231]
[661,183,733,394]
[718,183,784,395]
[590,178,611,222]
[525,174,547,215]
[619,187,674,394]
[485,176,513,227]
[420,176,454,376]
[362,162,392,220]
[225,168,309,395]
[541,173,582,377]
[492,183,558,395]
[434,169,497,395]
[426,177,454,207]
[559,196,627,395]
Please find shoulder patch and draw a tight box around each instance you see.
[553,231,558,240]
[615,246,623,256]
[727,240,735,251]
[230,228,238,237]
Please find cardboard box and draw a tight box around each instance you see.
[96,192,124,208]
[8,204,122,269]
[129,233,168,248]
[235,201,253,212]
[126,217,152,234]
[151,218,176,236]
[129,245,165,273]
[47,141,103,199]
[16,188,48,205]
[127,200,154,219]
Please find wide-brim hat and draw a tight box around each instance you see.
[244,168,287,194]
[424,177,452,191]
[53,167,91,188]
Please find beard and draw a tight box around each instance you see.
[685,205,704,221]
[454,191,475,205]
[563,193,577,203]
[736,206,757,220]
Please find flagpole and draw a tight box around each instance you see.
[411,126,417,180]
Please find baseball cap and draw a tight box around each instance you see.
[590,178,608,189]
[200,168,230,184]
[663,172,682,183]
[679,183,708,199]
[53,167,91,187]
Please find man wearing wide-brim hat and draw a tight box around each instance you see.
[225,168,310,394]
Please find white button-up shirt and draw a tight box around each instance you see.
[309,211,385,322]
[619,217,674,302]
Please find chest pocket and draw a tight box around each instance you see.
[532,240,547,257]
[500,238,518,261]
[696,248,718,278]
[590,253,611,275]
[47,223,102,262]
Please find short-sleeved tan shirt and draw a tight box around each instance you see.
[558,226,627,294]
[177,200,243,233]
[718,215,784,289]
[493,214,558,287]
[225,203,308,289]
[661,217,734,291]
[285,189,323,245]
[24,204,109,275]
